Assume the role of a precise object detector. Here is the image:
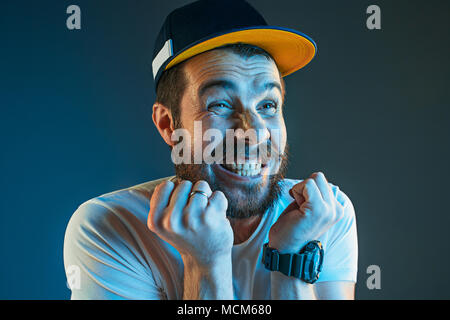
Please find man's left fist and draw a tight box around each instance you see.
[268,172,345,253]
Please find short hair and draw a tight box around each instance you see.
[155,43,286,127]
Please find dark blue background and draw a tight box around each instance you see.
[1,0,449,299]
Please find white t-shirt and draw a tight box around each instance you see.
[63,176,358,299]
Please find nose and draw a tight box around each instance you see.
[235,110,270,145]
[232,111,271,163]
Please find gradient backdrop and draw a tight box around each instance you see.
[1,0,449,299]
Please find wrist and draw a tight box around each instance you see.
[268,238,309,254]
[181,254,233,299]
[264,240,324,286]
[182,252,232,274]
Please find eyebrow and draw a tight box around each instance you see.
[198,79,237,98]
[198,79,282,98]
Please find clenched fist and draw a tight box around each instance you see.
[269,172,345,253]
[147,179,234,268]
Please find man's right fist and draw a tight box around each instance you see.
[147,179,233,268]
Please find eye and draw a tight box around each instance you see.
[258,101,278,114]
[207,101,233,112]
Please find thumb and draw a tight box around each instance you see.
[278,199,303,220]
[289,186,306,207]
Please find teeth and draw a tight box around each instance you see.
[223,162,262,176]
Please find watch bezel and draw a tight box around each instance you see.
[300,240,324,284]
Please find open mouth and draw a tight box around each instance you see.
[219,162,267,177]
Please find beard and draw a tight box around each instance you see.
[174,145,289,219]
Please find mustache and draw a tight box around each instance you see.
[173,143,290,219]
[209,138,283,165]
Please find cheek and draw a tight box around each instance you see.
[267,118,287,152]
[201,116,232,139]
[194,113,287,151]
[196,118,230,156]
[281,122,287,151]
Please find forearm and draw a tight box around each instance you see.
[268,237,317,300]
[182,255,234,300]
[271,271,317,300]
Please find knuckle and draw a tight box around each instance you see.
[158,180,173,192]
[291,184,300,194]
[159,208,172,228]
[203,210,223,227]
[321,214,333,225]
[149,212,165,232]
[202,212,213,226]
[314,202,331,219]
[335,203,345,219]
[183,211,197,231]
[316,201,330,215]
[169,215,182,232]
[161,215,171,230]
[180,180,193,188]
[195,180,210,190]
[147,217,156,231]
[305,178,315,188]
[316,171,325,180]
[314,171,326,181]
[214,190,226,199]
[212,191,228,208]
[162,180,173,188]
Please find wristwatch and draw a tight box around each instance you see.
[262,241,324,284]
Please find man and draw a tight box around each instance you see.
[64,0,357,300]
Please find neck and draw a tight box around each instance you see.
[228,215,262,245]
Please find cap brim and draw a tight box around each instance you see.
[163,26,317,77]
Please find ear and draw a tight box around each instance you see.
[152,102,176,147]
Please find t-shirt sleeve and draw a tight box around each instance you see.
[63,200,165,299]
[316,185,358,283]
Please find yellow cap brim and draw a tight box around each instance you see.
[164,27,316,77]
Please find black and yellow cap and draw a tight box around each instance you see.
[152,0,317,90]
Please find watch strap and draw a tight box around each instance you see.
[262,241,324,283]
[263,243,306,278]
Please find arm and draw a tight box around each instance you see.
[270,273,355,300]
[148,179,234,300]
[269,172,356,300]
[182,255,233,299]
[314,281,355,300]
[271,272,317,300]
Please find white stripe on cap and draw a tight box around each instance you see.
[152,39,173,79]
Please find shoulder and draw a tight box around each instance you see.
[67,176,175,227]
[65,176,177,246]
[63,176,180,299]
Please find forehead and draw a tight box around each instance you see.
[182,48,282,93]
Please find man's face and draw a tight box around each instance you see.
[173,48,288,219]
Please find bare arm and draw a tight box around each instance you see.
[148,180,235,300]
[271,272,317,300]
[314,281,355,300]
[269,172,352,300]
[271,276,355,300]
[182,255,233,300]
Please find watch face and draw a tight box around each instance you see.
[302,241,324,284]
